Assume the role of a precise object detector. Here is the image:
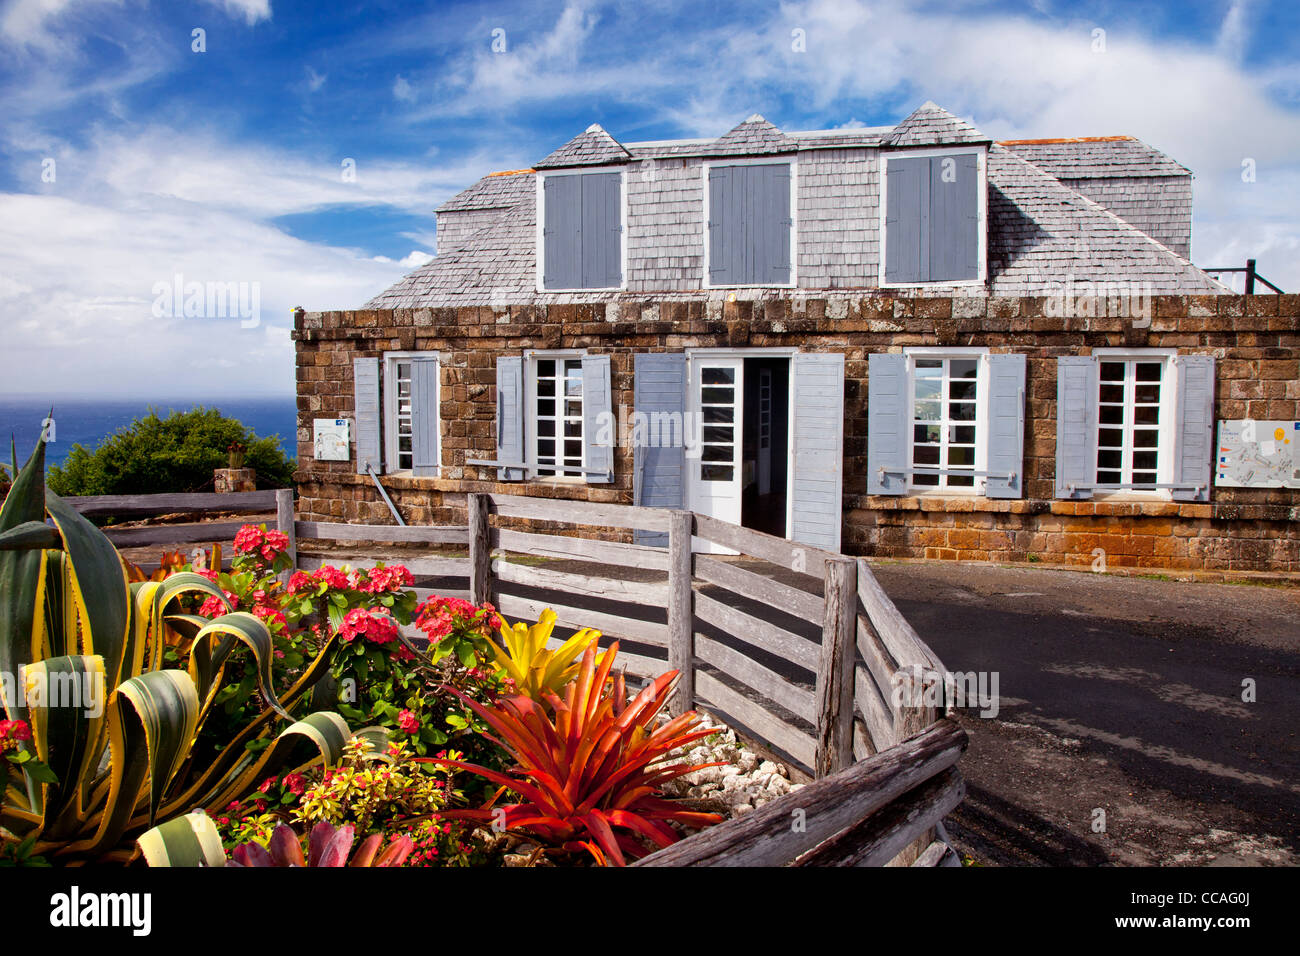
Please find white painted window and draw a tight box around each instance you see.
[528,354,585,478]
[1096,358,1166,489]
[908,353,986,492]
[382,352,439,475]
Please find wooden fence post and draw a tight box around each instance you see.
[275,488,296,584]
[815,557,857,778]
[667,510,694,716]
[468,493,492,606]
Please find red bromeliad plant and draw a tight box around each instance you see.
[429,642,724,865]
[227,820,414,867]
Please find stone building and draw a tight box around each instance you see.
[293,103,1300,575]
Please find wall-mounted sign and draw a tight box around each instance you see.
[1215,420,1300,488]
[313,419,351,461]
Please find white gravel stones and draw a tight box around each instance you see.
[660,715,803,815]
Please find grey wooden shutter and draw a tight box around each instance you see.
[929,153,980,282]
[757,163,792,285]
[983,353,1025,499]
[790,352,845,550]
[1055,356,1099,499]
[867,352,909,495]
[708,166,732,286]
[410,357,439,478]
[632,352,687,547]
[542,175,582,290]
[495,355,525,481]
[1172,355,1215,502]
[580,172,622,289]
[581,354,613,483]
[353,357,381,474]
[884,156,929,284]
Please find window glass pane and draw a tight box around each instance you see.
[564,439,582,459]
[702,368,735,385]
[949,379,977,401]
[537,379,555,397]
[1099,404,1124,425]
[947,474,974,487]
[703,406,733,423]
[565,400,582,417]
[1098,470,1121,484]
[915,359,942,372]
[951,425,976,445]
[1133,405,1159,426]
[948,401,976,421]
[914,378,941,400]
[914,445,941,465]
[537,419,555,438]
[537,359,555,377]
[950,359,978,380]
[702,444,732,462]
[564,420,581,438]
[701,387,734,405]
[1132,451,1158,472]
[537,439,555,457]
[948,446,974,467]
[703,426,734,444]
[915,424,940,444]
[537,399,555,417]
[1099,384,1124,404]
[1098,428,1124,447]
[913,400,941,421]
[1135,362,1162,382]
[1135,384,1160,404]
[1133,429,1158,448]
[1098,449,1122,470]
[701,464,734,481]
[1099,362,1125,381]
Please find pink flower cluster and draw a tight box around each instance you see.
[397,709,420,734]
[356,564,415,594]
[233,525,290,563]
[415,596,499,643]
[338,607,400,646]
[0,719,31,752]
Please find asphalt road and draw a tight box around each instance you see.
[871,562,1300,866]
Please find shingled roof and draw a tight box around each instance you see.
[1000,136,1190,179]
[705,114,797,156]
[883,101,990,147]
[534,123,631,169]
[366,102,1225,307]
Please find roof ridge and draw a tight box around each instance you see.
[998,136,1135,145]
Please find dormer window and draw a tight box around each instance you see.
[538,170,625,291]
[705,161,795,287]
[881,147,986,286]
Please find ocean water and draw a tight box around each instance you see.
[0,397,297,470]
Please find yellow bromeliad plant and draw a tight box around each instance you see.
[488,608,603,701]
[0,433,354,864]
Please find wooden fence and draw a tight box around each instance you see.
[70,487,963,866]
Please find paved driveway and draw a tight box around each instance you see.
[872,562,1300,866]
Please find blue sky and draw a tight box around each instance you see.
[2,0,1298,398]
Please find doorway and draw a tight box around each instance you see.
[687,352,791,549]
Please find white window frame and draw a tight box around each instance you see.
[534,169,628,293]
[1091,348,1178,500]
[382,351,440,476]
[701,156,799,290]
[523,349,588,482]
[878,145,988,289]
[904,347,990,495]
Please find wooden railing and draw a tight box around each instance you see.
[69,486,963,866]
[67,490,280,555]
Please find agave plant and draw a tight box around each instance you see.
[137,813,414,867]
[487,608,602,701]
[432,641,724,865]
[0,435,351,863]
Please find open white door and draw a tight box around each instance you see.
[688,356,743,553]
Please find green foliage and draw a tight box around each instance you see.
[46,406,294,497]
[0,436,350,864]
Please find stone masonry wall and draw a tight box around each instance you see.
[292,294,1300,575]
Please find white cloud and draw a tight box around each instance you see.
[200,0,271,27]
[392,74,413,101]
[305,66,326,92]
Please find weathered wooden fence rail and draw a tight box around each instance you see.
[69,486,961,866]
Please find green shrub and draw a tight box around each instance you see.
[46,406,295,496]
